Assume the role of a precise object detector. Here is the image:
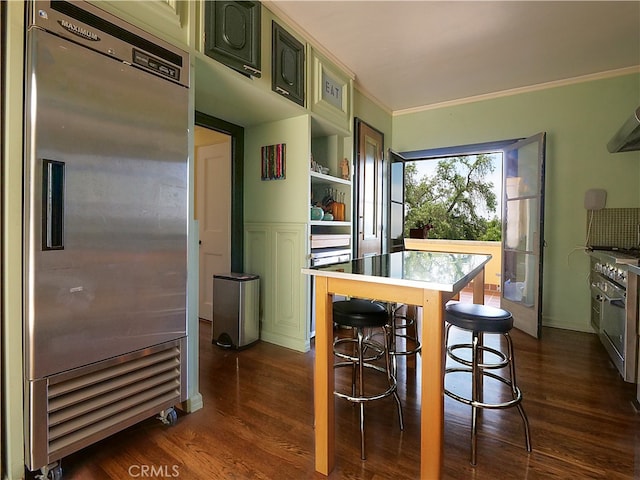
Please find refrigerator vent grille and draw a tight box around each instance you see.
[46,346,181,457]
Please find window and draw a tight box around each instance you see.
[405,152,503,240]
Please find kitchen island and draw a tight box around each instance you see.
[302,250,491,479]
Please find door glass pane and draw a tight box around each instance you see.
[363,141,377,237]
[390,202,404,242]
[503,250,536,308]
[504,142,540,199]
[390,161,404,203]
[504,198,538,251]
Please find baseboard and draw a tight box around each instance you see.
[542,317,595,333]
[259,331,311,353]
[180,392,204,413]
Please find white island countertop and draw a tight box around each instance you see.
[302,250,492,293]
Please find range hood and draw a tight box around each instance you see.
[608,106,640,153]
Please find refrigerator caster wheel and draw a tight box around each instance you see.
[37,462,62,480]
[157,407,178,426]
[48,466,63,480]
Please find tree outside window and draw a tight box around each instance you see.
[404,153,502,241]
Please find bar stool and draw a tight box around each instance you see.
[333,299,404,460]
[443,302,531,465]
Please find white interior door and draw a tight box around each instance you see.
[501,132,546,338]
[196,128,232,320]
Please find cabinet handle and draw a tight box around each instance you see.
[275,86,290,96]
[243,65,262,76]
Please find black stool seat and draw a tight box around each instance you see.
[446,303,513,333]
[333,299,388,328]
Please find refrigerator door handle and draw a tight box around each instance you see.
[42,159,65,250]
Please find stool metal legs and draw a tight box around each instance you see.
[357,327,366,458]
[445,325,532,465]
[334,324,404,460]
[504,332,532,455]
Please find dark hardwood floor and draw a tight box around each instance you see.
[53,319,639,480]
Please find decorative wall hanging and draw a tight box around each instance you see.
[261,143,286,180]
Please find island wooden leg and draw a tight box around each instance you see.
[472,267,485,304]
[314,276,335,475]
[421,289,444,479]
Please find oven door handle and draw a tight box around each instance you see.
[609,299,625,309]
[596,288,624,304]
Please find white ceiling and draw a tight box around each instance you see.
[268,1,640,113]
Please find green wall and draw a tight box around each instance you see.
[353,87,392,142]
[244,115,311,224]
[392,72,640,331]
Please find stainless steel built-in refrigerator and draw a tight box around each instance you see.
[23,2,189,476]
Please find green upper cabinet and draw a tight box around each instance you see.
[271,21,305,107]
[204,1,262,78]
[94,1,189,47]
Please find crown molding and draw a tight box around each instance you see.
[354,82,393,116]
[393,66,640,117]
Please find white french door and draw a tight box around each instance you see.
[501,132,546,338]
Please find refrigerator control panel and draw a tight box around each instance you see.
[133,49,180,82]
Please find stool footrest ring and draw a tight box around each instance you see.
[444,367,523,409]
[390,332,422,356]
[334,337,384,362]
[334,360,389,376]
[334,382,398,403]
[447,343,508,369]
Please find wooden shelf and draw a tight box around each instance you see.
[310,171,351,185]
[310,220,351,226]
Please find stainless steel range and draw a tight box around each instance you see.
[589,248,639,382]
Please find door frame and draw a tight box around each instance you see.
[195,111,244,272]
[388,149,406,252]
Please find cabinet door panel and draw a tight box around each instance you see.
[308,47,351,131]
[204,1,261,77]
[272,22,305,106]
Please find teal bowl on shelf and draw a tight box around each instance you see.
[322,212,334,221]
[310,206,324,220]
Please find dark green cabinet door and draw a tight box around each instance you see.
[272,22,305,106]
[204,1,261,77]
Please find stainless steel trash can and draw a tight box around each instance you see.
[212,273,260,349]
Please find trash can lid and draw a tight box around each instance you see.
[213,273,259,281]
